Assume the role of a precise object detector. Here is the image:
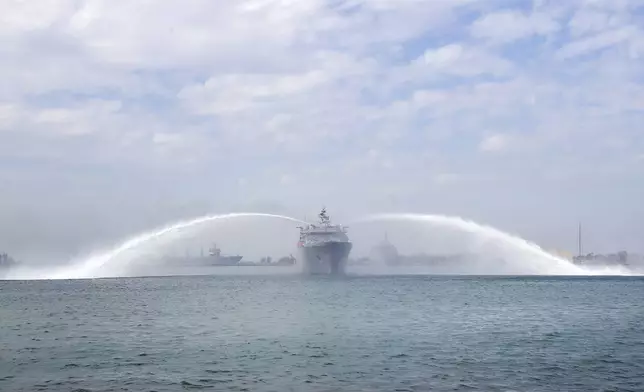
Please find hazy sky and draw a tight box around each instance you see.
[1,0,643,261]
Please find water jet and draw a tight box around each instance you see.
[46,213,307,280]
[351,213,631,276]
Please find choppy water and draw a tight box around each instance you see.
[1,275,643,391]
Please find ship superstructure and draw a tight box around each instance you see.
[297,208,352,275]
[206,244,243,266]
[370,232,400,266]
[0,253,17,269]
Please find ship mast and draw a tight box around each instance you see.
[319,207,330,225]
[578,222,582,257]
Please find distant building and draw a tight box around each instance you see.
[572,223,630,267]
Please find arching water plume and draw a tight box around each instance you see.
[42,213,307,280]
[352,213,631,276]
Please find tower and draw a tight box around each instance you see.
[577,222,583,257]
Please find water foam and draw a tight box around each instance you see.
[354,213,632,276]
[42,213,306,280]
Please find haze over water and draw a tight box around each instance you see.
[1,212,636,280]
[2,212,639,280]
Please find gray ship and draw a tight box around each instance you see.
[164,244,243,267]
[205,244,243,266]
[0,253,16,268]
[370,232,400,266]
[297,208,352,275]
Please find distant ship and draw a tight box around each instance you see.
[0,253,17,269]
[363,235,475,267]
[205,244,243,266]
[297,208,352,275]
[164,244,243,267]
[370,232,400,266]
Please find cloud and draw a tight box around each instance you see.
[479,134,512,153]
[419,44,513,76]
[556,25,639,59]
[470,9,560,45]
[1,0,644,260]
[568,8,614,37]
[0,103,21,131]
[178,69,331,115]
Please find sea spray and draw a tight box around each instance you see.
[352,213,623,275]
[48,213,307,279]
[5,211,635,280]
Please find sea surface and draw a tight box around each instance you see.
[1,275,643,391]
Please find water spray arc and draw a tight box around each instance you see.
[352,213,590,275]
[50,213,307,279]
[6,211,634,281]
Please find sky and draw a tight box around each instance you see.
[1,0,643,262]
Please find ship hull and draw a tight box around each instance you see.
[162,255,243,267]
[210,256,243,266]
[299,242,352,276]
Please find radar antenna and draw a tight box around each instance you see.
[319,207,330,225]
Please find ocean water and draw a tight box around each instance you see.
[1,275,643,391]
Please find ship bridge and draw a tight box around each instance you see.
[298,208,350,246]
